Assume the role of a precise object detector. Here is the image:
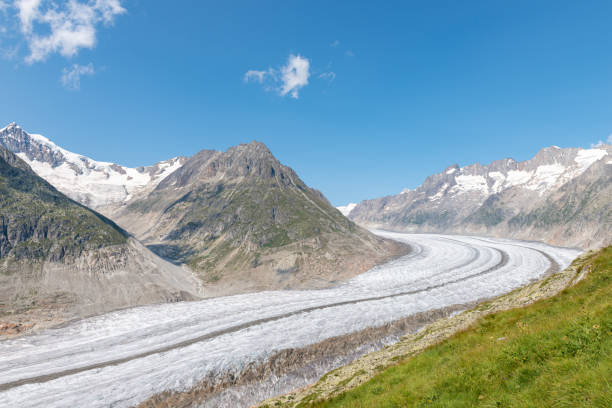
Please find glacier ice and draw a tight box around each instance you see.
[0,232,581,408]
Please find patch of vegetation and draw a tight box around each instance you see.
[509,178,608,230]
[400,210,453,227]
[466,196,506,226]
[263,228,292,248]
[308,246,612,408]
[160,178,352,271]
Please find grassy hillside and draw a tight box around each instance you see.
[299,246,611,408]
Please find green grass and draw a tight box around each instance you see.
[308,246,612,408]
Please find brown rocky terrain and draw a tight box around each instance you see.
[107,141,408,296]
[0,145,200,336]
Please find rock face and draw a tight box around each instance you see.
[0,123,186,209]
[110,141,407,294]
[0,145,199,327]
[348,145,612,250]
[0,145,127,262]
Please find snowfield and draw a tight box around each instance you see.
[0,232,581,408]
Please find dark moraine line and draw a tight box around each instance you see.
[0,243,515,392]
[470,237,561,275]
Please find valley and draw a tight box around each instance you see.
[0,231,579,408]
[0,123,602,408]
[2,4,610,406]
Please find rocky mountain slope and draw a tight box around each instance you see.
[110,141,407,294]
[0,123,186,209]
[347,145,612,249]
[0,145,199,332]
[0,124,407,296]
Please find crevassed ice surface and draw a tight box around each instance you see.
[0,232,581,408]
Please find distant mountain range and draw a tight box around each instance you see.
[343,144,611,249]
[0,123,186,209]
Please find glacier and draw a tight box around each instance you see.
[0,232,581,408]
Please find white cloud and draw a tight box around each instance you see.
[61,62,94,89]
[244,54,311,99]
[15,0,40,33]
[318,71,336,82]
[14,0,125,63]
[590,134,612,148]
[279,54,309,98]
[244,69,267,83]
[93,0,125,23]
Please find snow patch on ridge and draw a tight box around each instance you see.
[452,175,488,194]
[488,171,506,193]
[2,124,185,209]
[429,183,449,201]
[525,163,566,193]
[337,203,357,216]
[506,170,533,187]
[574,148,607,170]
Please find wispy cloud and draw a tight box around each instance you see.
[345,50,355,57]
[318,71,336,82]
[591,134,612,148]
[330,39,340,47]
[243,69,268,83]
[61,62,94,89]
[13,0,125,63]
[244,54,311,99]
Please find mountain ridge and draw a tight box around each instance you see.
[346,144,612,249]
[0,144,200,333]
[111,140,407,294]
[0,123,187,209]
[1,124,408,297]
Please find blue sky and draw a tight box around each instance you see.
[1,1,612,205]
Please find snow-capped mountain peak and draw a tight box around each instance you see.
[415,145,610,205]
[348,143,611,250]
[0,123,187,209]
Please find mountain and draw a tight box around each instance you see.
[348,145,612,249]
[0,122,186,210]
[0,145,198,331]
[0,124,407,296]
[110,141,407,294]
